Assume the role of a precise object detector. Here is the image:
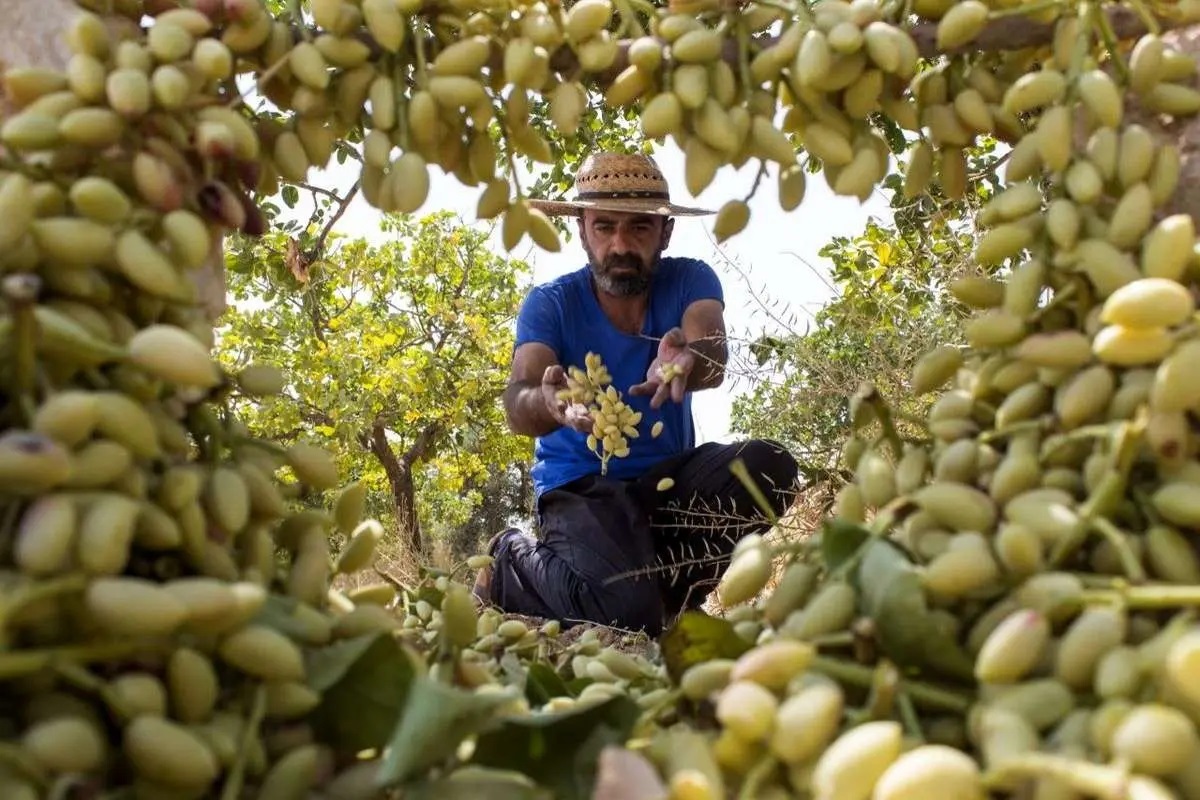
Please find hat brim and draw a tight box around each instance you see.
[528,197,714,217]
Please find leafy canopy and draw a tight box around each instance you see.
[217,211,533,548]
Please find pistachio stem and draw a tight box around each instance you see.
[219,684,267,800]
[0,573,90,644]
[1093,5,1131,83]
[498,111,525,197]
[983,752,1130,800]
[53,661,137,723]
[979,419,1045,443]
[1049,470,1126,567]
[612,0,645,39]
[871,397,905,462]
[809,656,972,714]
[1127,0,1161,34]
[0,639,166,681]
[1088,517,1146,583]
[736,755,777,800]
[1028,282,1078,324]
[412,17,430,89]
[735,18,753,103]
[626,0,659,19]
[1061,2,1095,105]
[229,434,289,457]
[392,57,411,152]
[1081,584,1200,609]
[729,457,780,525]
[743,162,769,204]
[251,50,295,96]
[865,660,900,720]
[897,691,925,742]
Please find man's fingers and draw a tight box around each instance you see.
[565,406,593,433]
[543,364,565,385]
[628,380,654,397]
[671,375,686,404]
[662,327,687,347]
[650,381,671,409]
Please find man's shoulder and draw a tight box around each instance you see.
[529,266,591,300]
[656,256,722,294]
[658,255,719,280]
[661,255,715,269]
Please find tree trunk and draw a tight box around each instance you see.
[364,421,444,558]
[389,463,421,557]
[367,424,423,556]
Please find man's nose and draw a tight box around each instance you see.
[610,227,636,254]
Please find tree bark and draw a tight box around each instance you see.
[362,420,443,557]
[367,422,423,556]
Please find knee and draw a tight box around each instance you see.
[739,439,800,507]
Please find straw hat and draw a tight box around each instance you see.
[528,152,714,217]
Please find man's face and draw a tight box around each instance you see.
[579,210,673,297]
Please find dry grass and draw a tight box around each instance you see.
[703,481,835,616]
[331,538,423,596]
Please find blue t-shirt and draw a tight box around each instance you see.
[515,257,725,499]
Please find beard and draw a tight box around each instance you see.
[588,250,658,297]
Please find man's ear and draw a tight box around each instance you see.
[661,217,675,249]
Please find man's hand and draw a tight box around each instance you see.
[630,327,696,409]
[542,365,594,434]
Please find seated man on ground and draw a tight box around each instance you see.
[472,152,800,636]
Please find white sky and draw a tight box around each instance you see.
[298,141,890,444]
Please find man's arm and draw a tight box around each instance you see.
[502,342,571,438]
[681,298,727,391]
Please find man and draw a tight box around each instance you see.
[473,152,799,636]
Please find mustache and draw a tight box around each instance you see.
[602,253,646,271]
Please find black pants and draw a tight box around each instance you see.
[485,439,799,636]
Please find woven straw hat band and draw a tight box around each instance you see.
[574,153,670,201]
[526,151,714,216]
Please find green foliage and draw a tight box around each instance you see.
[217,211,533,554]
[731,140,1008,480]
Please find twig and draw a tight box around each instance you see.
[294,181,347,202]
[307,180,361,262]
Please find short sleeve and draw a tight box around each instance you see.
[514,285,563,355]
[678,258,725,311]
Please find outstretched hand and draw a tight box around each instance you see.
[541,365,594,434]
[630,327,695,409]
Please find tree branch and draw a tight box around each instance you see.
[402,422,442,466]
[919,4,1189,57]
[294,181,346,202]
[307,180,360,263]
